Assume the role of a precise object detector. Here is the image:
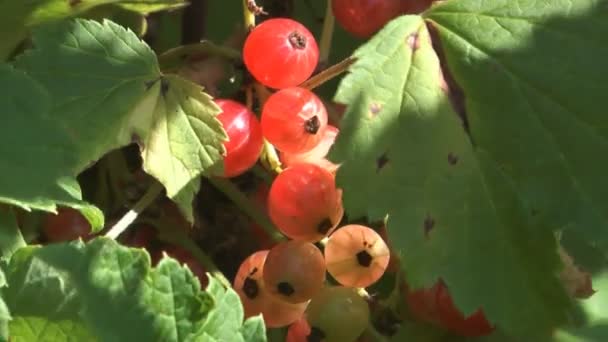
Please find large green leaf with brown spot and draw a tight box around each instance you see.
[329,8,582,338]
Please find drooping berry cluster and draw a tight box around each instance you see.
[218,17,396,341]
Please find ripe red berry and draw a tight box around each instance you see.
[436,282,494,337]
[332,0,402,38]
[262,87,328,154]
[401,0,436,14]
[215,99,264,178]
[43,207,92,242]
[263,240,326,304]
[164,246,208,288]
[243,18,319,89]
[234,250,307,327]
[268,163,343,242]
[280,125,339,173]
[406,281,494,337]
[324,224,390,288]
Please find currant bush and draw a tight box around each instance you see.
[268,163,343,242]
[261,87,328,154]
[243,18,319,89]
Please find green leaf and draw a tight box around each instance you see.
[116,0,187,13]
[554,322,608,342]
[0,0,186,59]
[141,75,226,222]
[16,18,161,172]
[0,65,100,223]
[10,317,97,342]
[425,0,608,252]
[16,19,225,223]
[0,268,10,342]
[3,238,261,341]
[0,208,26,261]
[329,15,571,338]
[200,278,266,342]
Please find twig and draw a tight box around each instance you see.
[207,177,285,242]
[301,57,357,90]
[158,41,241,71]
[319,0,335,65]
[105,182,164,240]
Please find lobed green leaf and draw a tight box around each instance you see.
[330,14,571,338]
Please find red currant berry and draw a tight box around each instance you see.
[324,224,390,288]
[281,125,339,173]
[436,282,494,337]
[164,246,208,288]
[286,317,311,342]
[234,250,307,327]
[215,99,264,178]
[261,87,328,154]
[406,281,494,337]
[43,207,92,242]
[243,18,319,89]
[332,0,402,38]
[402,0,436,14]
[263,240,326,304]
[268,163,343,242]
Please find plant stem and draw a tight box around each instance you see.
[301,56,357,90]
[158,41,241,71]
[319,0,335,65]
[159,228,232,289]
[105,182,164,240]
[243,0,256,30]
[207,177,285,242]
[251,164,274,184]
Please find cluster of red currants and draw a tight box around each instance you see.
[213,16,394,342]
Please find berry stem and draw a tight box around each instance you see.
[158,41,241,71]
[319,0,335,65]
[300,56,357,90]
[261,139,283,174]
[242,0,256,30]
[207,177,286,242]
[251,164,275,184]
[105,182,164,240]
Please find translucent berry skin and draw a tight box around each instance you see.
[234,250,307,327]
[281,125,339,173]
[306,286,370,342]
[268,163,343,242]
[286,317,311,342]
[243,18,319,89]
[332,0,402,38]
[324,224,390,288]
[43,207,92,242]
[406,281,494,337]
[215,99,264,178]
[164,246,208,288]
[263,240,326,304]
[261,87,328,154]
